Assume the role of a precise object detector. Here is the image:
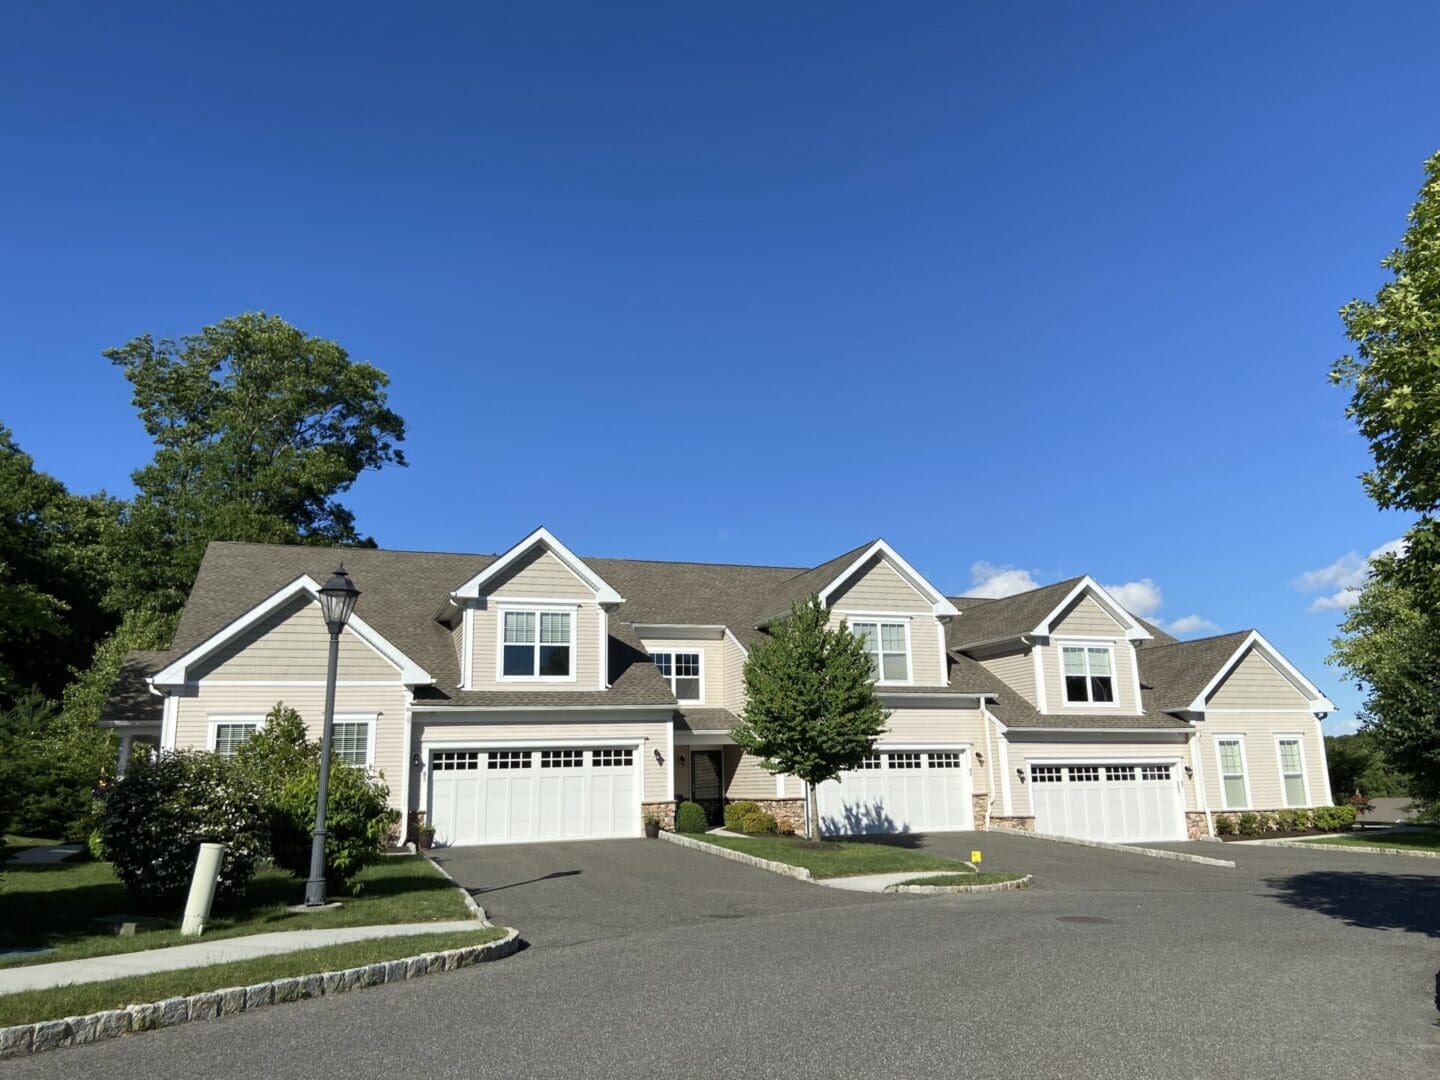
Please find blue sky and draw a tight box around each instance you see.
[1,3,1435,732]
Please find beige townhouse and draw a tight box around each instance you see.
[100,527,1335,846]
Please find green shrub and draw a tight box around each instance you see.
[723,801,761,831]
[674,801,709,833]
[1257,812,1278,833]
[1214,814,1237,835]
[735,809,778,834]
[233,704,398,891]
[1311,804,1357,832]
[1276,809,1298,831]
[87,828,105,861]
[1237,812,1261,835]
[1289,807,1312,831]
[1333,804,1357,829]
[101,750,266,904]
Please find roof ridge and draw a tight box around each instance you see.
[951,574,1087,607]
[778,538,879,583]
[1138,629,1251,654]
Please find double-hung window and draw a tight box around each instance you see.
[332,720,372,768]
[651,651,702,702]
[1061,645,1115,705]
[1217,738,1248,809]
[213,721,259,761]
[502,609,573,678]
[1277,737,1307,807]
[851,620,909,683]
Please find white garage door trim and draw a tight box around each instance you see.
[424,739,643,847]
[817,746,974,836]
[1028,759,1185,844]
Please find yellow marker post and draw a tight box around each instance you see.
[970,850,982,864]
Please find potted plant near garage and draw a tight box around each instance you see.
[418,821,437,849]
[643,812,663,838]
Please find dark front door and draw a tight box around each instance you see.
[691,750,723,824]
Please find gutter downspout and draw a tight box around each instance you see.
[980,699,997,829]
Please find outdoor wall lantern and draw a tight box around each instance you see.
[678,752,687,767]
[1183,764,1193,779]
[653,748,664,765]
[975,751,985,767]
[412,753,423,769]
[1016,766,1026,784]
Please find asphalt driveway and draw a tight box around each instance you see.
[11,832,1440,1079]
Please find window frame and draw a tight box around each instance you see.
[649,650,704,703]
[1214,735,1252,811]
[330,714,376,770]
[208,716,262,761]
[1057,640,1120,708]
[1273,734,1310,808]
[495,603,579,683]
[846,615,914,686]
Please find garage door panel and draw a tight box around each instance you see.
[818,749,973,836]
[1031,762,1182,843]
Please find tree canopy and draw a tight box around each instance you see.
[730,596,888,841]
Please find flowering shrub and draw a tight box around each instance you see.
[101,750,266,904]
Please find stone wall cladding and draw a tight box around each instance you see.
[0,929,521,1061]
[989,815,1035,832]
[1185,812,1213,840]
[747,798,805,834]
[642,801,676,831]
[972,793,991,829]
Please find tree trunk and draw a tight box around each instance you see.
[806,780,821,843]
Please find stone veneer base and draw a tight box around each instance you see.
[0,929,521,1060]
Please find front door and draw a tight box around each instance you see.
[691,750,723,824]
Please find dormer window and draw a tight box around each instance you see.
[651,651,702,702]
[851,620,910,683]
[1062,645,1115,705]
[501,609,573,679]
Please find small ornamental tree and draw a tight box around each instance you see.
[731,595,888,842]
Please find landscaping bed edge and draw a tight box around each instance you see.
[657,830,814,880]
[885,874,1033,895]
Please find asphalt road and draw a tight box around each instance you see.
[12,833,1439,1079]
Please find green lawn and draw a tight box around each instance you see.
[693,834,974,878]
[1302,828,1440,853]
[0,927,506,1028]
[0,855,473,968]
[895,872,1027,888]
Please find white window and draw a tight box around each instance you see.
[431,751,479,771]
[1277,737,1308,807]
[331,721,372,768]
[857,753,882,770]
[501,609,573,679]
[1031,765,1064,783]
[651,651,702,702]
[887,752,923,770]
[1140,764,1171,782]
[1061,645,1116,705]
[540,749,584,769]
[488,750,532,769]
[212,721,258,760]
[929,752,964,769]
[592,748,633,768]
[1216,738,1249,809]
[851,620,910,683]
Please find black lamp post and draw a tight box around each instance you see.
[305,565,360,907]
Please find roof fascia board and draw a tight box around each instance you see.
[815,540,959,617]
[1185,631,1335,712]
[153,575,433,687]
[1034,577,1151,641]
[451,526,624,605]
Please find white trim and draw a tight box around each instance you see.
[1008,727,1193,734]
[151,575,433,687]
[631,624,727,640]
[1024,755,1182,767]
[192,679,401,688]
[160,694,178,751]
[494,604,579,684]
[1057,641,1121,709]
[462,605,475,690]
[400,688,414,819]
[775,772,785,798]
[207,715,264,758]
[1186,631,1335,712]
[848,616,914,687]
[331,714,378,769]
[450,526,624,605]
[722,627,750,658]
[419,736,646,751]
[1201,707,1330,715]
[1030,644,1050,713]
[649,647,705,705]
[1033,578,1152,641]
[1273,733,1312,808]
[412,704,673,716]
[1129,641,1145,716]
[599,606,609,689]
[1213,734,1253,811]
[988,706,1013,817]
[1316,716,1335,804]
[480,596,589,607]
[815,540,960,617]
[874,741,972,751]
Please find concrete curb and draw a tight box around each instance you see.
[885,874,1033,895]
[1230,838,1440,859]
[423,853,493,923]
[989,827,1236,869]
[0,929,520,1060]
[657,831,813,880]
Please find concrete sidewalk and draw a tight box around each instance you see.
[818,870,973,892]
[0,921,483,994]
[5,844,84,866]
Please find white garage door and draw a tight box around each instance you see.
[1030,762,1184,843]
[428,747,639,846]
[817,750,973,836]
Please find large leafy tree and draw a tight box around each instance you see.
[1324,732,1410,801]
[103,312,407,616]
[731,596,888,841]
[1330,150,1440,805]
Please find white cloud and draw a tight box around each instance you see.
[1323,714,1362,736]
[1295,539,1405,613]
[1102,578,1163,618]
[1160,614,1221,636]
[967,561,1041,599]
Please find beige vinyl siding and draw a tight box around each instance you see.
[1205,648,1311,709]
[412,717,671,803]
[189,597,399,682]
[1053,593,1126,635]
[1002,734,1196,816]
[724,746,779,799]
[673,756,691,800]
[172,683,409,809]
[721,633,748,713]
[881,705,988,793]
[1038,639,1141,714]
[638,636,723,706]
[451,620,464,682]
[827,556,932,612]
[488,548,594,599]
[1198,720,1327,810]
[467,599,603,690]
[976,648,1037,707]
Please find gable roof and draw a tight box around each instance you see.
[947,576,1152,649]
[98,651,169,727]
[1135,631,1253,713]
[451,526,623,604]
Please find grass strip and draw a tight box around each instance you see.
[691,834,972,878]
[0,927,506,1028]
[895,872,1027,887]
[1302,829,1440,853]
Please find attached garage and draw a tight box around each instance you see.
[427,746,640,846]
[1028,762,1184,843]
[817,749,973,836]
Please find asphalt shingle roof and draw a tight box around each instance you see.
[945,578,1088,649]
[98,651,169,726]
[1135,630,1252,712]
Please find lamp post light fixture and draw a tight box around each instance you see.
[305,565,361,908]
